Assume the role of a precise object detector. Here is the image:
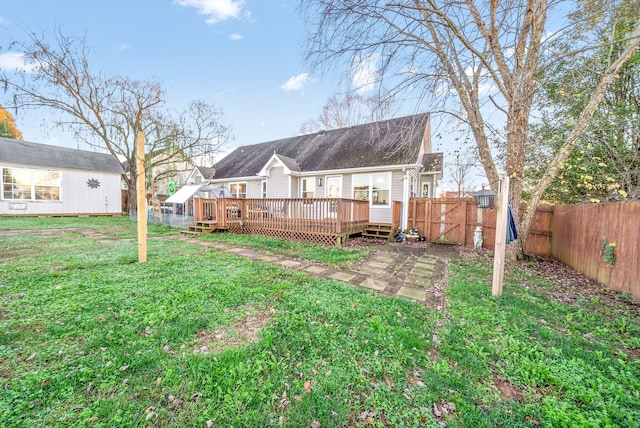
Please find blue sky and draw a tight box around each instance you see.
[0,1,353,148]
[1,0,483,191]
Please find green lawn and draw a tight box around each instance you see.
[1,217,638,427]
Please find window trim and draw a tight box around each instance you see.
[301,177,316,199]
[352,172,391,208]
[2,166,61,201]
[228,182,247,198]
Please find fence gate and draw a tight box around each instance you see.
[409,198,468,245]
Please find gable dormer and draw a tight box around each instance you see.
[258,153,300,177]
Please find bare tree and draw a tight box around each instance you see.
[1,29,232,212]
[300,92,396,133]
[303,0,640,255]
[448,147,481,197]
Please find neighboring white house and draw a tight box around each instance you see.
[183,113,443,230]
[0,138,123,216]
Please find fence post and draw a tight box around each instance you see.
[492,176,510,296]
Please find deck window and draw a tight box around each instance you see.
[2,167,60,201]
[229,182,246,198]
[352,173,391,207]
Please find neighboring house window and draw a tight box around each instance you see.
[261,180,267,198]
[2,167,60,201]
[229,182,246,198]
[301,177,315,199]
[352,173,391,206]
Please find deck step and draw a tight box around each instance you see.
[180,230,202,235]
[362,224,395,241]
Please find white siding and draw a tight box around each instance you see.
[245,179,263,198]
[267,167,289,198]
[0,166,122,216]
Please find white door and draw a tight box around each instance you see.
[326,176,342,217]
[326,176,342,198]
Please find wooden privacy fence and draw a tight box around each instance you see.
[407,198,553,256]
[551,202,640,298]
[194,197,370,246]
[406,198,640,299]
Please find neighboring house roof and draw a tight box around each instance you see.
[213,113,430,179]
[0,137,124,174]
[196,166,216,180]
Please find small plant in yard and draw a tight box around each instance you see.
[601,236,616,267]
[1,218,639,427]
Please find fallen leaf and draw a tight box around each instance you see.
[156,377,162,386]
[432,334,441,344]
[192,392,203,401]
[311,420,321,428]
[526,416,541,426]
[119,365,128,371]
[433,403,443,417]
[206,420,214,428]
[303,380,312,393]
[25,352,37,361]
[168,395,175,402]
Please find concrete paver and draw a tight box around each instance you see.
[359,277,389,291]
[329,271,357,282]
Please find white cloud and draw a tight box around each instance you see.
[280,73,309,92]
[176,0,244,24]
[351,54,379,94]
[230,33,243,41]
[0,52,38,72]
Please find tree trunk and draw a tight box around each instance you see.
[519,20,640,255]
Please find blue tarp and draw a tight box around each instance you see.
[506,204,518,244]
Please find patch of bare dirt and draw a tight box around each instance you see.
[492,373,524,403]
[191,307,273,354]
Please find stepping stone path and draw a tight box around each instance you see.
[179,235,456,309]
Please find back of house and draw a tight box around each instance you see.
[206,113,443,228]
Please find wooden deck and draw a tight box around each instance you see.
[189,197,370,246]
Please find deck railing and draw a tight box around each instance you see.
[194,197,369,237]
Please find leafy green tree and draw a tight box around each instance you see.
[529,0,640,203]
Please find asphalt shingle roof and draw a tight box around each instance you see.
[213,113,430,179]
[0,138,124,174]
